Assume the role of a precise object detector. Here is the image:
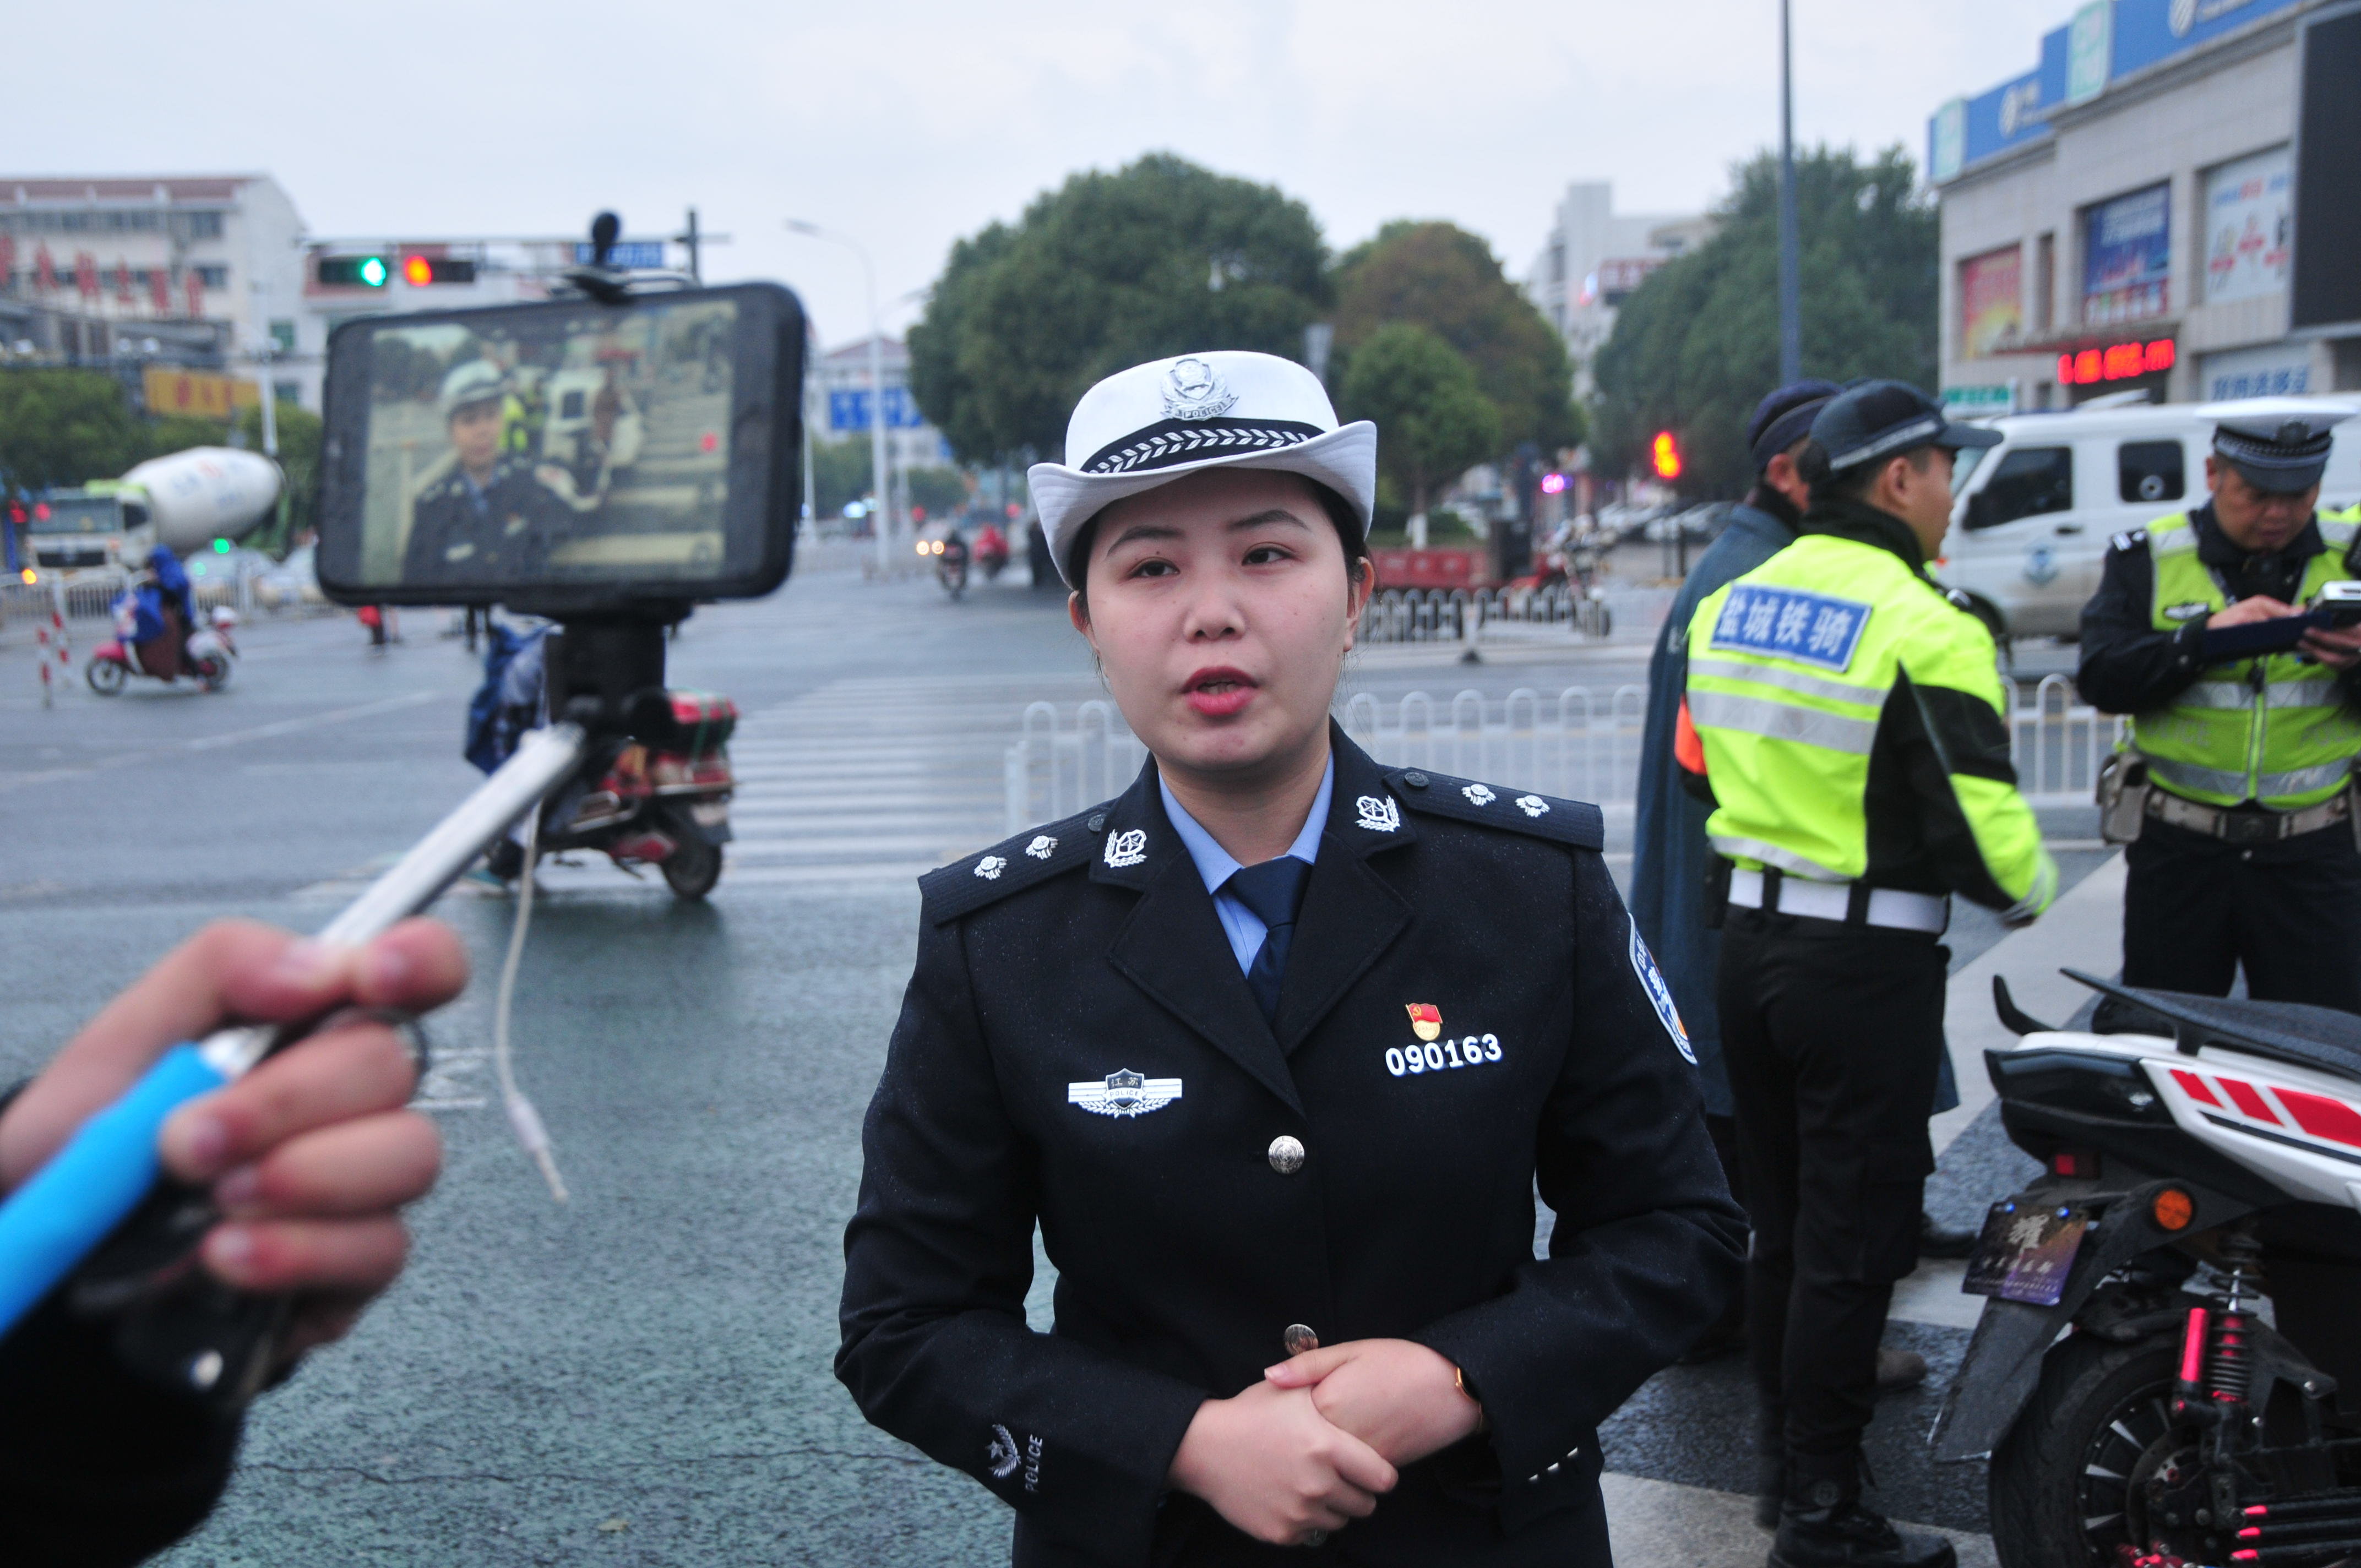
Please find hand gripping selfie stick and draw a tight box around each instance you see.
[0,723,590,1341]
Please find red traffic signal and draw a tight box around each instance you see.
[1651,431,1683,482]
[399,254,478,287]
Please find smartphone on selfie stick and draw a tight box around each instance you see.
[0,215,805,1405]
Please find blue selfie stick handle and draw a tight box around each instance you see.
[0,1043,227,1338]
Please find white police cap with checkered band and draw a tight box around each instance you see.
[1028,351,1376,586]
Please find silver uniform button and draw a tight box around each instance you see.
[1284,1323,1319,1356]
[1267,1135,1305,1175]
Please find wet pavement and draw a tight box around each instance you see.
[0,554,2098,1564]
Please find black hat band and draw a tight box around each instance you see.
[1082,417,1327,476]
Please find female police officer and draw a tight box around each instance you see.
[837,351,1744,1567]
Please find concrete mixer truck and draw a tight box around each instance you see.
[24,447,282,585]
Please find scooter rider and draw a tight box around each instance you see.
[1680,379,2055,1568]
[2077,409,2361,1014]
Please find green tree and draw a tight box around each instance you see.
[0,369,149,493]
[1330,221,1581,454]
[1591,145,1937,499]
[905,465,970,520]
[811,437,875,520]
[907,153,1331,465]
[1338,324,1500,533]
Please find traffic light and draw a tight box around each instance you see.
[1651,431,1683,482]
[400,254,477,287]
[316,255,389,288]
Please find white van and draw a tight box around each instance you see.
[1935,396,2361,640]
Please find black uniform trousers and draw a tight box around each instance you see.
[1717,908,1944,1470]
[2123,816,2361,1014]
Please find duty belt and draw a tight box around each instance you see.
[2146,786,2352,844]
[1726,867,1949,934]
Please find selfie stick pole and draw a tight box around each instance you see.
[0,722,591,1339]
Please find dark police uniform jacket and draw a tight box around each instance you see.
[402,458,573,587]
[838,732,1746,1567]
[2078,505,2361,717]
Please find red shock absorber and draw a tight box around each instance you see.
[2174,1305,2210,1417]
[2210,1307,2254,1403]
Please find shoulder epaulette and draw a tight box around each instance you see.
[2110,528,2146,553]
[1380,768,1605,851]
[920,805,1108,923]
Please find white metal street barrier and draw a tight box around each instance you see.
[1004,673,2126,833]
[1357,586,1612,644]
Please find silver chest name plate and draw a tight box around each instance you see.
[1068,1068,1183,1118]
[1628,916,1698,1064]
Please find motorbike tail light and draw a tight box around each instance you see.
[2049,1148,2098,1178]
[2150,1187,2194,1231]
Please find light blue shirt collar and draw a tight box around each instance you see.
[1158,756,1334,973]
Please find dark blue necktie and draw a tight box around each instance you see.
[1226,857,1312,1025]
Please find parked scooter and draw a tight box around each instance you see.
[87,602,238,695]
[469,622,737,899]
[1933,973,2361,1568]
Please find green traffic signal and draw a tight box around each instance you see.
[315,255,390,288]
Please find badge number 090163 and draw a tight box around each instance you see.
[1386,1034,1503,1077]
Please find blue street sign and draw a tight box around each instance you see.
[573,241,669,269]
[828,387,928,432]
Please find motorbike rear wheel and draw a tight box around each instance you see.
[196,655,232,692]
[86,657,127,696]
[1988,1334,2183,1568]
[661,826,722,900]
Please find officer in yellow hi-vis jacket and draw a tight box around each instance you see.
[1678,380,2056,1568]
[2078,408,2361,1015]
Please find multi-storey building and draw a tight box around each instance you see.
[1523,182,1712,399]
[1931,0,2361,412]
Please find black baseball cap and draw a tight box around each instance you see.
[1811,379,2001,476]
[1747,379,1845,474]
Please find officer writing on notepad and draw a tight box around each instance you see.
[2078,407,2361,1015]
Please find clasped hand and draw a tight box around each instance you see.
[1167,1338,1483,1547]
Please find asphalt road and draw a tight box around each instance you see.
[0,551,2097,1565]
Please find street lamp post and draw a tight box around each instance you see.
[1777,0,1803,384]
[785,220,894,574]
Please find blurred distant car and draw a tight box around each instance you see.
[1642,502,1732,542]
[252,543,325,609]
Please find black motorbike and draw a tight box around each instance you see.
[1933,973,2361,1568]
[927,532,969,600]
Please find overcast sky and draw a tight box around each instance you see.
[16,1,2067,348]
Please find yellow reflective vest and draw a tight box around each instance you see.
[2126,510,2361,809]
[1683,505,2058,923]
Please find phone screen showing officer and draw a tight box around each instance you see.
[316,282,803,611]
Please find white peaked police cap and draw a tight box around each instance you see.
[1028,350,1377,586]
